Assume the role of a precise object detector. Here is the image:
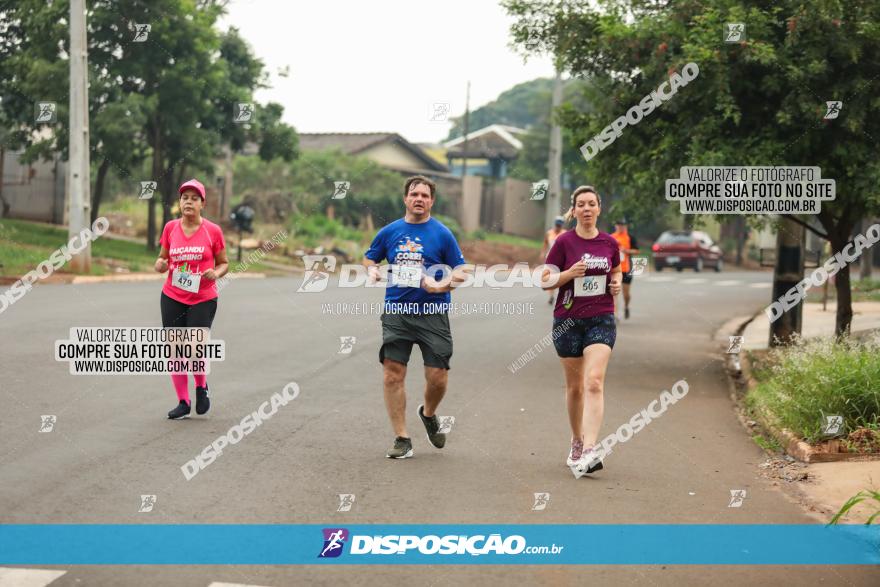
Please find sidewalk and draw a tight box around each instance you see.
[798,461,880,522]
[742,300,880,349]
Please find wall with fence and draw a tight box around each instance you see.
[1,150,66,224]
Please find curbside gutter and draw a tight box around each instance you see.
[70,272,268,285]
[0,272,270,286]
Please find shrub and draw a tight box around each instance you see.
[469,228,488,241]
[289,214,364,248]
[746,334,880,443]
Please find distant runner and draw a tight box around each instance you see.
[610,219,640,320]
[154,179,228,420]
[540,216,568,305]
[542,186,621,476]
[363,175,468,459]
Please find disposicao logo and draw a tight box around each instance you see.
[319,528,349,558]
[325,533,528,556]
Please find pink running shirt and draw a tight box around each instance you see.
[159,218,226,305]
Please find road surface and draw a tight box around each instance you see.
[1,270,875,585]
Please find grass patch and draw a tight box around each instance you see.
[806,277,880,303]
[853,278,880,302]
[0,218,156,276]
[288,214,367,249]
[483,232,543,250]
[746,335,880,443]
[752,433,782,452]
[101,197,149,232]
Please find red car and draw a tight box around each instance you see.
[652,230,724,272]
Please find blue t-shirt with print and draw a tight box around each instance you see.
[365,217,465,314]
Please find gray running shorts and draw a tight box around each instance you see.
[380,312,453,369]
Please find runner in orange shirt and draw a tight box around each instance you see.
[540,216,568,305]
[610,219,640,320]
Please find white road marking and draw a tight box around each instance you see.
[208,583,272,587]
[749,283,772,289]
[681,278,707,284]
[0,568,67,587]
[713,280,743,286]
[645,276,675,282]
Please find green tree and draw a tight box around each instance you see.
[504,0,880,335]
[443,75,598,214]
[233,149,406,230]
[0,1,297,248]
[294,149,402,226]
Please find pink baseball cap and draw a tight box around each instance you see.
[178,178,206,201]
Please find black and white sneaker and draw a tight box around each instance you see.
[571,446,604,478]
[418,404,446,449]
[167,400,191,420]
[386,436,413,459]
[195,385,210,415]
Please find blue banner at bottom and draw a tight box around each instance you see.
[1,525,878,565]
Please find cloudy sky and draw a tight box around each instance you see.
[218,0,555,143]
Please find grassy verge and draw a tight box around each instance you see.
[745,335,880,445]
[806,278,880,303]
[482,232,543,250]
[0,218,157,276]
[288,214,367,247]
[101,197,149,234]
[853,278,880,302]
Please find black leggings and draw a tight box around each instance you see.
[160,293,218,328]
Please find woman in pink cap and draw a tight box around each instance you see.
[154,179,229,419]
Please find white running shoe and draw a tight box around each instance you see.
[571,446,604,479]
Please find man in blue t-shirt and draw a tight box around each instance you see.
[363,175,467,460]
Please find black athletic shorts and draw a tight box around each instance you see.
[160,292,218,328]
[622,271,633,285]
[552,313,616,357]
[380,312,453,369]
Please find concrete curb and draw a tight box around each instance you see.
[71,273,165,284]
[0,272,271,286]
[71,272,269,284]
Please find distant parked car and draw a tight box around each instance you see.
[652,230,724,272]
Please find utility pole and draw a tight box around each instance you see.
[769,216,805,346]
[546,65,563,229]
[68,0,91,272]
[462,81,470,177]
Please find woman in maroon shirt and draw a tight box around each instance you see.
[543,186,622,476]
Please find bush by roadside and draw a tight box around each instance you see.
[746,334,880,447]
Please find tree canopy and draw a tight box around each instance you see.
[504,0,880,334]
[0,0,298,246]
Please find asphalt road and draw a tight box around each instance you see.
[1,270,876,586]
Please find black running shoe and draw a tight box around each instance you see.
[386,436,413,459]
[418,404,446,449]
[167,400,191,420]
[195,385,210,415]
